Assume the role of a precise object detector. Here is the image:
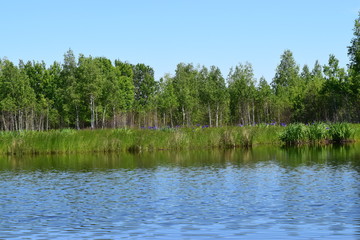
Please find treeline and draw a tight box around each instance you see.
[0,13,359,131]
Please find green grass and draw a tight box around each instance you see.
[279,122,356,145]
[328,123,355,143]
[279,123,308,145]
[0,123,357,155]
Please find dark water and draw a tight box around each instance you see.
[1,145,360,239]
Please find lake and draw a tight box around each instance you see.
[0,144,360,239]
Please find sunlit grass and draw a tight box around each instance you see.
[279,122,356,145]
[0,123,358,155]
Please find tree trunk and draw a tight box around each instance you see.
[95,106,98,128]
[46,107,49,131]
[143,112,146,127]
[182,106,186,126]
[163,112,166,127]
[265,102,269,123]
[239,102,242,125]
[90,95,95,130]
[247,103,251,125]
[38,115,42,131]
[208,104,212,127]
[13,112,18,131]
[102,106,106,129]
[18,110,23,131]
[187,111,191,127]
[170,109,174,128]
[113,107,116,129]
[252,100,255,124]
[154,110,158,128]
[75,105,80,130]
[25,111,28,131]
[216,104,219,127]
[2,113,7,131]
[220,111,223,127]
[31,109,35,131]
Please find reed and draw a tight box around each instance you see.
[328,123,354,143]
[279,123,308,145]
[307,122,329,143]
[279,122,356,145]
[0,123,357,155]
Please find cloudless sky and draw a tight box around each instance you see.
[1,0,359,82]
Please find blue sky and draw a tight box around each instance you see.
[1,0,359,82]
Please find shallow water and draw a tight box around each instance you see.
[0,145,360,239]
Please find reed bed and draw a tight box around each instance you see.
[279,122,355,145]
[0,123,357,155]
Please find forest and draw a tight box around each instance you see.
[0,13,359,131]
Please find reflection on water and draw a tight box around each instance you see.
[0,144,360,239]
[2,144,360,171]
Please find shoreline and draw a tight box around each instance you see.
[0,124,358,155]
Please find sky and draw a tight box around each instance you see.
[1,0,359,82]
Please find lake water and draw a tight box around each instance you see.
[0,145,360,239]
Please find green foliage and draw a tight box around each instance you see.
[228,63,256,125]
[272,49,300,95]
[279,122,355,145]
[0,125,282,155]
[279,123,308,145]
[307,122,328,142]
[328,123,354,142]
[348,11,360,74]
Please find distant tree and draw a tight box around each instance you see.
[348,11,360,120]
[228,62,256,125]
[0,59,35,131]
[300,61,325,122]
[157,74,178,127]
[23,60,55,130]
[271,50,300,95]
[132,63,157,127]
[173,63,200,126]
[94,57,117,128]
[60,49,80,128]
[77,55,103,129]
[271,50,300,122]
[47,61,62,128]
[322,55,350,121]
[255,77,273,123]
[112,60,135,127]
[348,11,360,74]
[199,65,228,127]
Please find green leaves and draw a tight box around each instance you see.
[328,123,354,143]
[279,122,355,145]
[272,49,300,95]
[348,11,360,73]
[227,62,256,125]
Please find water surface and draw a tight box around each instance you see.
[1,145,360,239]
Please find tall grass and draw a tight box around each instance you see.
[279,123,308,145]
[328,123,354,143]
[0,125,282,155]
[0,123,356,155]
[279,122,355,145]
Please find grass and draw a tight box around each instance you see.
[279,122,355,145]
[0,123,357,155]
